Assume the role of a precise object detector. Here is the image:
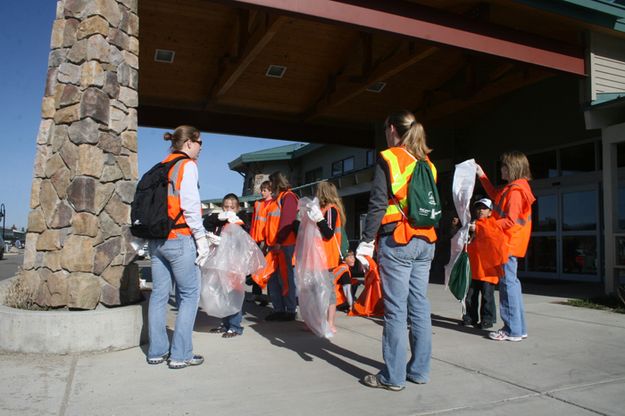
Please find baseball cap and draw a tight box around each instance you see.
[473,198,492,209]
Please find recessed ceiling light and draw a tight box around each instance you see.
[154,49,175,63]
[366,81,386,93]
[266,65,287,78]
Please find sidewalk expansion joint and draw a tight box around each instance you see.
[58,355,77,416]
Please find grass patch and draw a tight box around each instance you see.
[566,296,625,314]
[2,276,48,311]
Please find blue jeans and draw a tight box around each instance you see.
[377,235,434,387]
[148,235,200,362]
[267,245,297,313]
[499,257,526,337]
[222,310,243,334]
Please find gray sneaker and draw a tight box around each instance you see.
[168,354,204,369]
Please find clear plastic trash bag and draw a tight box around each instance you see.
[199,223,266,318]
[295,197,333,338]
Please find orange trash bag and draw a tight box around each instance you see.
[349,256,384,317]
[251,250,289,295]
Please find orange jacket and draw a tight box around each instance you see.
[163,153,193,239]
[467,217,506,284]
[266,190,298,247]
[479,176,535,258]
[321,204,342,269]
[332,263,356,306]
[349,256,383,317]
[379,147,437,244]
[250,199,271,243]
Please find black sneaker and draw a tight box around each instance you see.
[480,322,494,329]
[281,312,297,321]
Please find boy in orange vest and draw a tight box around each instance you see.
[248,180,272,306]
[462,198,506,329]
[334,251,358,313]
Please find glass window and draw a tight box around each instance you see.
[532,194,557,232]
[562,190,597,231]
[561,143,595,176]
[343,157,354,172]
[304,167,322,184]
[563,236,597,274]
[618,142,625,168]
[366,150,375,166]
[619,185,625,230]
[331,161,343,177]
[527,151,557,179]
[617,236,625,266]
[526,236,557,272]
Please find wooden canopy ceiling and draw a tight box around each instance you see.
[137,0,597,147]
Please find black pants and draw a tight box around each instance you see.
[463,280,497,326]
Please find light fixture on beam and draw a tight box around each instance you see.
[266,65,287,78]
[366,81,386,93]
[154,49,175,63]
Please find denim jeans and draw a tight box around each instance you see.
[222,310,243,334]
[499,257,526,337]
[148,235,200,361]
[377,235,434,387]
[464,280,497,325]
[267,245,297,313]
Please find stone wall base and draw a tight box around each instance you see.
[0,277,147,354]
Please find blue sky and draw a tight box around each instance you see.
[0,2,300,230]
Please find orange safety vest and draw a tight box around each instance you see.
[349,256,384,317]
[250,199,271,243]
[467,217,507,284]
[163,153,193,239]
[265,190,298,247]
[332,263,356,306]
[321,204,342,269]
[491,180,533,258]
[379,147,437,244]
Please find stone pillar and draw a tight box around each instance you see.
[22,0,141,309]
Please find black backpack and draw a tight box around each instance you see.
[130,155,190,239]
[406,159,442,227]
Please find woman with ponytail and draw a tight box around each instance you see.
[356,110,437,391]
[147,125,208,369]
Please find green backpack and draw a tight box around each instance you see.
[407,159,442,227]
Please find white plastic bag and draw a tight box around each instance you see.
[295,197,333,338]
[199,223,265,318]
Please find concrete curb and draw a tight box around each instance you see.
[0,276,147,354]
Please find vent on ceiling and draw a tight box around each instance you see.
[154,49,175,63]
[366,81,386,93]
[266,65,287,78]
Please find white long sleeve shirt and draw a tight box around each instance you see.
[178,160,206,239]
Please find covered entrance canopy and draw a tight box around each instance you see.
[136,0,603,147]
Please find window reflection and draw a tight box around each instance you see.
[561,143,595,176]
[562,190,597,231]
[617,236,625,266]
[619,186,625,230]
[527,151,557,179]
[563,236,597,274]
[527,236,557,272]
[532,194,557,232]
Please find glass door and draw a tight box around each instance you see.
[522,184,601,282]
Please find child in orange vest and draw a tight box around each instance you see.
[334,251,358,313]
[248,180,272,306]
[305,182,346,333]
[462,198,505,329]
[203,193,246,338]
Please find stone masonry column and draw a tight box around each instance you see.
[21,0,141,309]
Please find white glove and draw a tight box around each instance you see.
[206,232,221,246]
[307,204,325,223]
[356,241,375,272]
[218,210,241,224]
[195,235,210,267]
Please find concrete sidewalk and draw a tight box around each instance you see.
[1,282,624,416]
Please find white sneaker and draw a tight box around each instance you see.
[489,329,522,342]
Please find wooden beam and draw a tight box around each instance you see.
[209,14,288,101]
[138,104,375,148]
[306,43,438,121]
[228,0,586,75]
